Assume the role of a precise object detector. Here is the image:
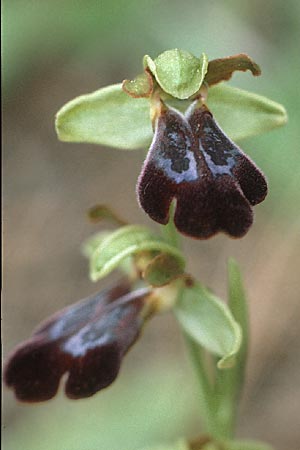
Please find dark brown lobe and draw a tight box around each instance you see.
[4,282,151,402]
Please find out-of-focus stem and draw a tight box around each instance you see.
[160,208,225,439]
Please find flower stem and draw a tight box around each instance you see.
[160,211,225,438]
[183,333,218,436]
[161,203,180,248]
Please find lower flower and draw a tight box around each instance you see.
[4,281,153,402]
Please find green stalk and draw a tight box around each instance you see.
[183,333,218,436]
[160,209,222,438]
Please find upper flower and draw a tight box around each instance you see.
[137,102,267,239]
[54,49,286,239]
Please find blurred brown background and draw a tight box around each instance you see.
[3,1,300,449]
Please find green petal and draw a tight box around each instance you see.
[90,225,184,282]
[55,83,152,149]
[144,50,208,99]
[174,283,242,369]
[208,84,287,141]
[87,204,127,225]
[122,70,153,98]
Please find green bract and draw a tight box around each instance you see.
[144,49,208,99]
[174,282,242,369]
[90,225,184,282]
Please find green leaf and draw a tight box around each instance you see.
[227,258,248,393]
[207,83,287,141]
[144,50,208,99]
[212,260,248,439]
[143,253,185,287]
[174,283,242,369]
[90,225,184,282]
[55,83,152,149]
[204,53,261,86]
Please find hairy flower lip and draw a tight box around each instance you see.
[4,282,152,402]
[137,103,267,239]
[187,103,268,207]
[137,107,198,226]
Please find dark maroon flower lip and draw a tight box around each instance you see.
[4,282,152,402]
[137,103,267,239]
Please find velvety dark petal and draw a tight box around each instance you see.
[188,105,268,206]
[233,156,268,205]
[174,178,253,238]
[137,160,174,224]
[137,108,199,224]
[213,176,253,237]
[34,282,130,339]
[4,283,151,402]
[65,343,121,399]
[63,290,147,399]
[174,182,218,239]
[4,339,69,402]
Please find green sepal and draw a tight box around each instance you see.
[174,282,242,369]
[143,253,185,287]
[55,83,152,149]
[55,81,286,150]
[204,53,261,86]
[144,50,208,99]
[207,83,287,141]
[90,225,184,282]
[81,231,111,259]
